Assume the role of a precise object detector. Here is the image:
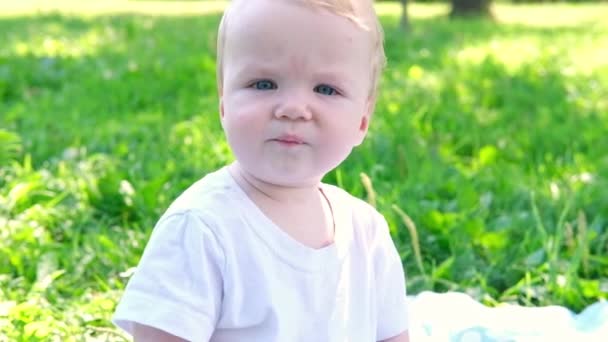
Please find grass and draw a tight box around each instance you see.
[1,1,607,340]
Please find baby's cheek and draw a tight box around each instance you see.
[226,109,260,126]
[319,134,354,160]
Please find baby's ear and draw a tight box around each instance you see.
[219,97,225,120]
[355,98,374,146]
[217,81,224,118]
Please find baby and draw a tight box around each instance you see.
[112,0,409,341]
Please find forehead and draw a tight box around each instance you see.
[223,0,373,67]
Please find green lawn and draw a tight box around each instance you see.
[1,1,607,340]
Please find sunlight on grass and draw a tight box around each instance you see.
[0,1,451,19]
[568,36,608,75]
[8,27,119,58]
[495,3,608,28]
[2,1,607,28]
[456,34,608,75]
[456,37,545,72]
[375,3,449,18]
[0,0,227,17]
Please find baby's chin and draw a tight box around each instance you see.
[238,163,326,189]
[255,170,324,189]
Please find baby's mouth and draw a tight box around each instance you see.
[272,134,306,146]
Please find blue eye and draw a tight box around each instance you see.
[314,84,338,96]
[252,80,277,90]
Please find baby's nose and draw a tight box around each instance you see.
[274,94,312,121]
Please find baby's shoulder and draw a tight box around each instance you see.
[322,183,387,235]
[160,167,240,227]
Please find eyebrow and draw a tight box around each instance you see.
[236,63,276,76]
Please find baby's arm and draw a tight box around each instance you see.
[112,211,225,341]
[133,323,188,342]
[379,330,410,342]
[373,212,410,342]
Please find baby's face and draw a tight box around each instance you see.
[220,0,374,186]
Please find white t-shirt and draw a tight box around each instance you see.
[112,167,408,341]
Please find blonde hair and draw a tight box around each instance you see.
[216,0,386,99]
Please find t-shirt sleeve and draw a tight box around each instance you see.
[112,211,225,341]
[374,213,409,341]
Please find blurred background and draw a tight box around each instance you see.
[1,0,607,340]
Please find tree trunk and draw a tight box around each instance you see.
[400,0,409,30]
[450,0,492,17]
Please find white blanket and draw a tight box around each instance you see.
[408,291,608,341]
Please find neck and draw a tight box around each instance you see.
[229,162,322,204]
